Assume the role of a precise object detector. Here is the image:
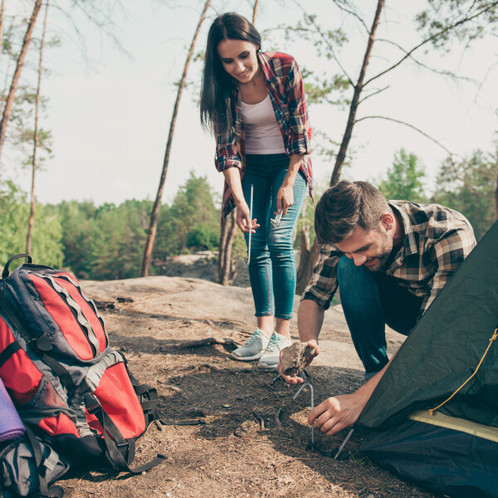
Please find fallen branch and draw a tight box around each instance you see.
[178,337,237,350]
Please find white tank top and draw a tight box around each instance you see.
[240,94,286,154]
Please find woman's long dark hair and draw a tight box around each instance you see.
[200,12,261,137]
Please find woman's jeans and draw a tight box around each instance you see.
[336,255,424,374]
[242,154,307,320]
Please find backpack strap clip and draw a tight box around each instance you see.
[83,393,101,415]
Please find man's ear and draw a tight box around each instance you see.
[380,212,394,232]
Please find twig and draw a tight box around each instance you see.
[275,408,283,428]
[252,411,265,430]
[179,337,236,349]
[158,418,206,426]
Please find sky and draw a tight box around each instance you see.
[4,0,498,207]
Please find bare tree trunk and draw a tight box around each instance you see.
[0,0,42,164]
[330,0,385,186]
[296,231,321,295]
[218,212,230,282]
[218,210,237,285]
[0,0,5,62]
[26,0,49,255]
[141,0,211,277]
[252,0,260,24]
[296,0,386,292]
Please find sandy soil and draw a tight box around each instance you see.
[58,276,435,497]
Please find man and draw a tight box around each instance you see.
[279,180,476,436]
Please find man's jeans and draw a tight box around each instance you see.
[337,255,424,374]
[242,154,307,320]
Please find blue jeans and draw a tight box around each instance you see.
[242,154,307,320]
[336,256,424,374]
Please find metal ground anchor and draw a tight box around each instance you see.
[293,379,315,445]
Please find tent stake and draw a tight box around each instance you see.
[333,427,354,460]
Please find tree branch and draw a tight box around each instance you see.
[355,114,459,158]
[358,85,389,105]
[375,38,477,83]
[364,1,498,87]
[290,0,354,87]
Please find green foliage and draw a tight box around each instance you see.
[377,149,428,202]
[416,1,498,50]
[58,200,98,278]
[432,149,497,240]
[89,200,151,280]
[0,180,63,269]
[153,172,220,259]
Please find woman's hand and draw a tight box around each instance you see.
[235,202,259,233]
[276,183,294,216]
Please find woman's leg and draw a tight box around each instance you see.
[258,169,306,369]
[268,169,307,337]
[231,164,275,362]
[241,161,274,333]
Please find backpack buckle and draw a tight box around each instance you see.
[84,393,101,414]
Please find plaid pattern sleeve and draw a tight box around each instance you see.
[418,225,476,315]
[216,51,314,220]
[300,202,476,316]
[214,94,243,174]
[302,245,342,310]
[285,58,311,155]
[387,201,477,318]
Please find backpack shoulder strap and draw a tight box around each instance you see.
[84,393,166,474]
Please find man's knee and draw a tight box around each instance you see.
[336,255,360,283]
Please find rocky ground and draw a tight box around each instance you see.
[57,274,435,497]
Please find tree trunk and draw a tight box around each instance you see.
[27,0,49,255]
[218,210,237,285]
[252,0,260,24]
[0,0,42,164]
[330,0,385,186]
[0,0,5,62]
[296,0,386,292]
[141,0,211,277]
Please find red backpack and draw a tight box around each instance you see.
[0,254,164,493]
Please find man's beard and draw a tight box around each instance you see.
[364,234,393,272]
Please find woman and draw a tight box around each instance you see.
[200,12,313,369]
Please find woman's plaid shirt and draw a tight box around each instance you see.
[214,51,313,220]
[303,201,477,318]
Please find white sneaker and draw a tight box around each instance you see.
[231,328,271,361]
[258,332,292,370]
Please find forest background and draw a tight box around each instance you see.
[0,0,497,283]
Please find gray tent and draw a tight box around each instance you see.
[358,221,498,497]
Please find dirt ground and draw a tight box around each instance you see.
[59,276,436,497]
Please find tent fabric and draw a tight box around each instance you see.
[358,220,498,430]
[356,221,498,496]
[361,419,498,498]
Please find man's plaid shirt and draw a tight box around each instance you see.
[214,51,313,220]
[303,201,477,317]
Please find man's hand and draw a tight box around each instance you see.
[308,392,365,436]
[308,370,386,437]
[278,340,320,384]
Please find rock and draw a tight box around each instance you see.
[280,342,314,377]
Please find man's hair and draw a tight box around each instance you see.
[314,181,389,245]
